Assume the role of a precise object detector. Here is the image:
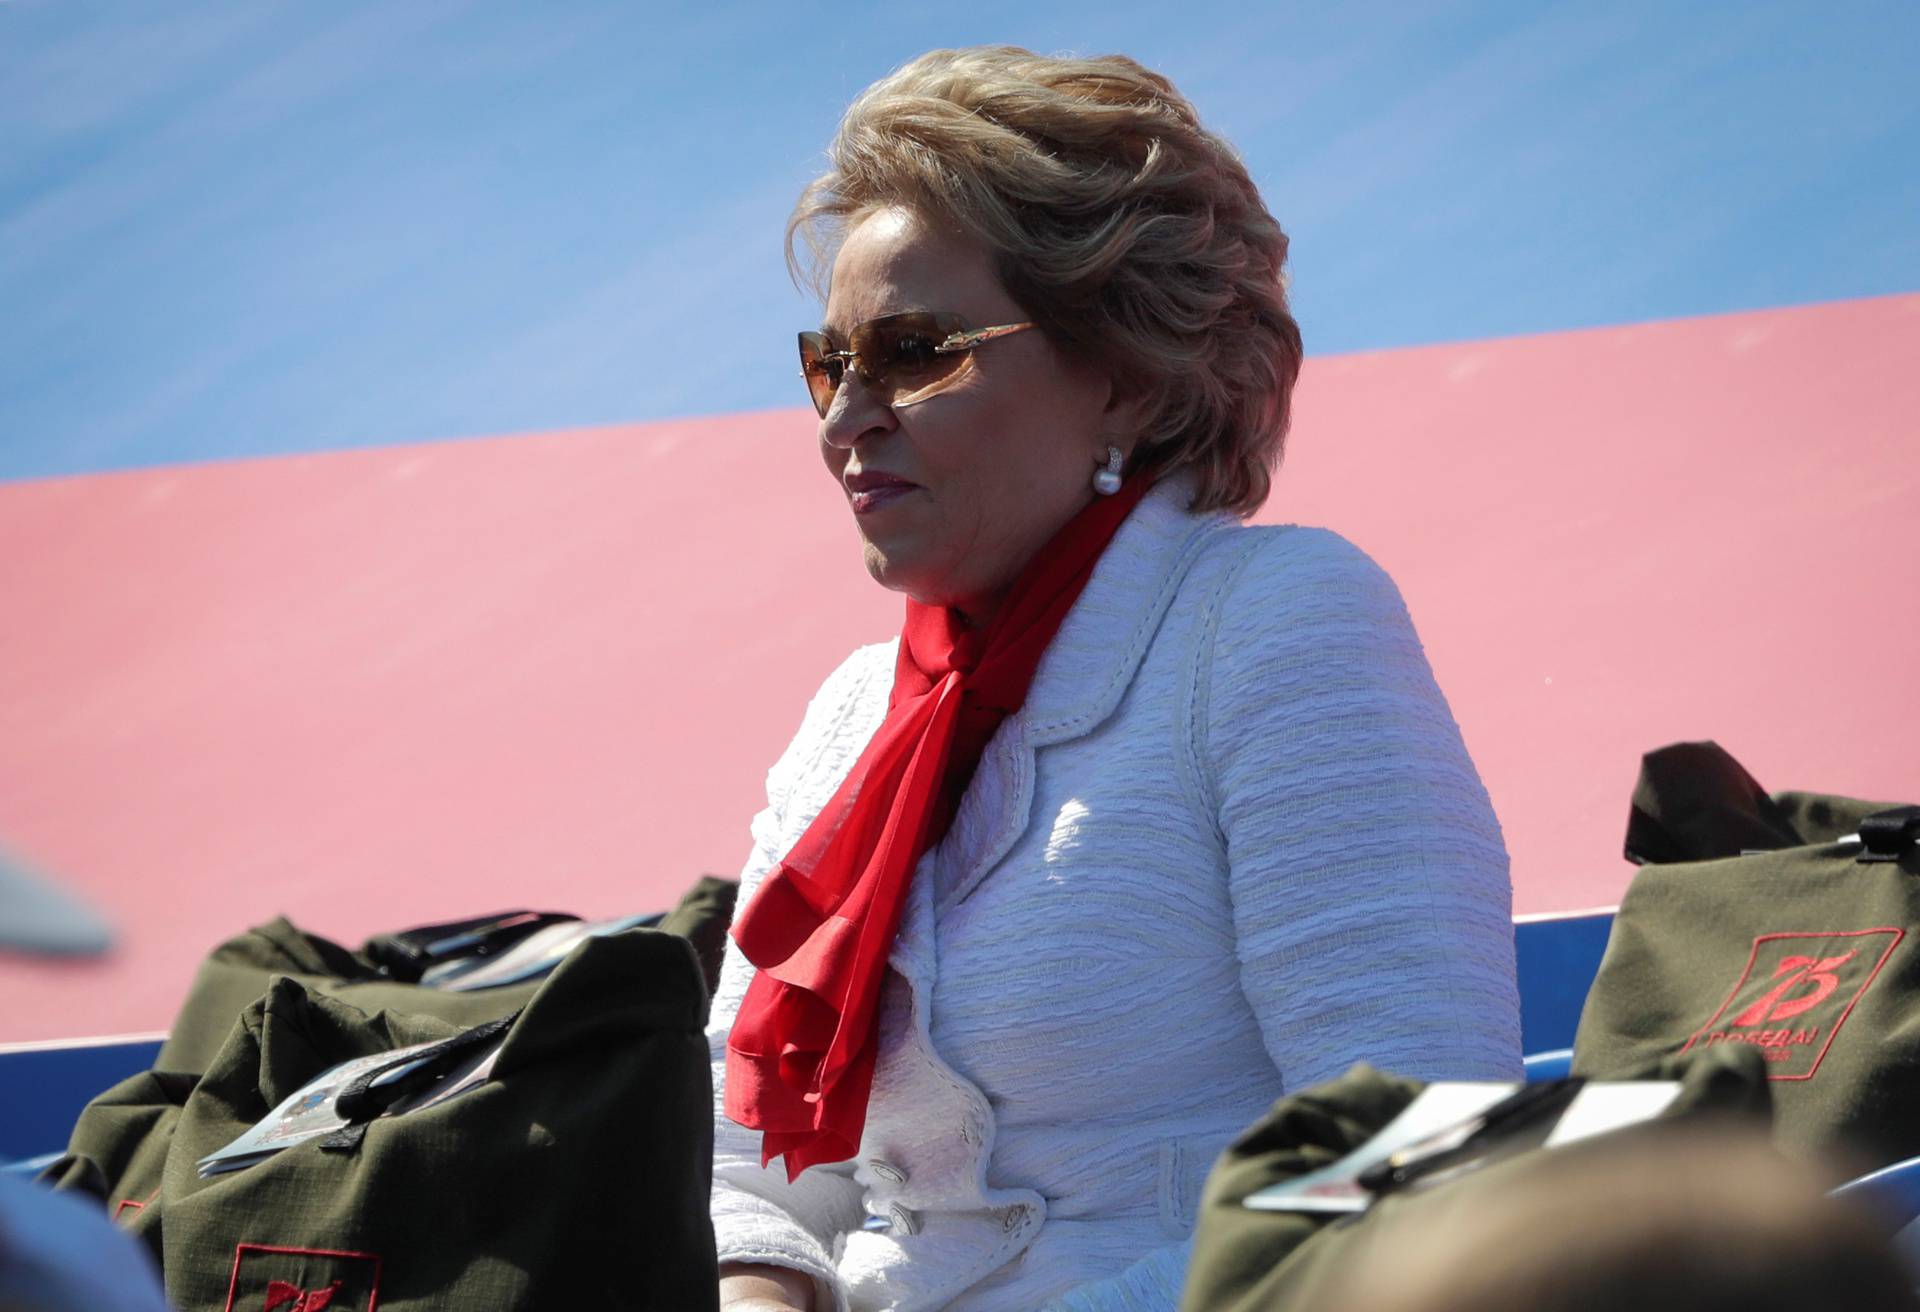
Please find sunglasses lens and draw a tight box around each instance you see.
[862,313,968,407]
[870,316,946,375]
[798,313,978,418]
[797,332,840,417]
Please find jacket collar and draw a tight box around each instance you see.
[1018,471,1228,744]
[888,473,1231,978]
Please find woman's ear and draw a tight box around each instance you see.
[1099,379,1153,461]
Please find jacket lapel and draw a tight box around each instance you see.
[893,474,1231,939]
[1020,473,1228,745]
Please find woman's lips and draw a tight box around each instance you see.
[845,472,919,515]
[850,485,915,514]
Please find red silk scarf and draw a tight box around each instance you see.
[724,475,1154,1178]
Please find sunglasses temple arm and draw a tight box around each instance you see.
[936,322,1037,353]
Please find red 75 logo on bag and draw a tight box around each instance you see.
[222,1246,380,1312]
[1682,928,1904,1080]
[264,1280,341,1311]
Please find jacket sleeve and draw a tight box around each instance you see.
[1039,529,1521,1312]
[1205,527,1522,1090]
[707,647,890,1312]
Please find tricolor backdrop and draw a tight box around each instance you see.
[2,2,1916,1042]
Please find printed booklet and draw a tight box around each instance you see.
[419,913,658,991]
[1242,1079,1681,1213]
[196,1035,504,1177]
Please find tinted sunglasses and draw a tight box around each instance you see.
[798,312,1036,418]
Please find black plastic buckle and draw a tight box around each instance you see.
[1857,807,1920,864]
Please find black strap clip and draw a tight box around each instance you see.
[1857,807,1920,864]
[318,1012,517,1154]
[1357,1077,1587,1199]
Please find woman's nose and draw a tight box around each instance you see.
[819,371,896,449]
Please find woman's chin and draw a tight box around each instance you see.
[861,544,955,606]
[861,543,921,595]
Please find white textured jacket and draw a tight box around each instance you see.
[708,476,1522,1312]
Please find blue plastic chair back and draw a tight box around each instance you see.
[1522,1048,1573,1083]
[0,1037,161,1164]
[1514,908,1615,1055]
[1,909,1623,1160]
[1834,1153,1920,1229]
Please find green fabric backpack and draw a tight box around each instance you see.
[54,928,717,1311]
[1572,742,1920,1168]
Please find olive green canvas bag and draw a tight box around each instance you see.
[1179,1050,1770,1312]
[39,1069,195,1225]
[60,927,717,1312]
[157,916,551,1074]
[159,876,737,1072]
[1572,741,1920,1168]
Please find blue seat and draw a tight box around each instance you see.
[3,910,1622,1163]
[1514,907,1615,1057]
[1833,1153,1920,1228]
[1,1151,64,1176]
[1512,906,1616,1081]
[0,1036,161,1164]
[8,908,1912,1244]
[1522,1048,1573,1083]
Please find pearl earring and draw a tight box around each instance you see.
[1092,445,1124,496]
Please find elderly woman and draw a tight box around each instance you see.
[712,47,1520,1312]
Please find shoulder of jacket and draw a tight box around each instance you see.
[1208,523,1403,622]
[1234,521,1383,577]
[1189,526,1416,703]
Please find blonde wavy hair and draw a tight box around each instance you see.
[789,46,1303,516]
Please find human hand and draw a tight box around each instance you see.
[718,1262,816,1312]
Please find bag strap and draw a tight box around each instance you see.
[1857,806,1920,864]
[362,912,579,982]
[318,1012,519,1154]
